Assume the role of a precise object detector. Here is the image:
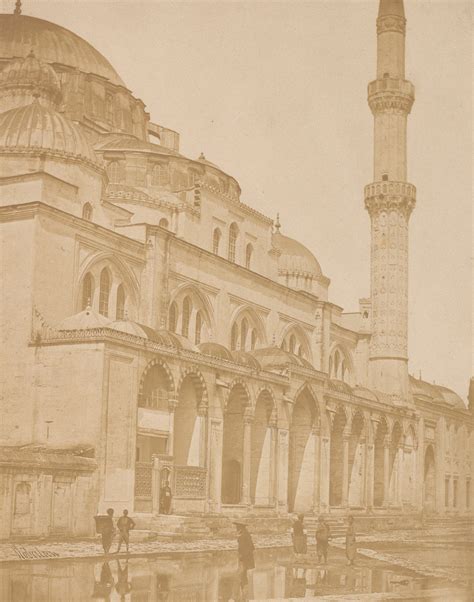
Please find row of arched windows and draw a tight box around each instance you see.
[106,161,200,190]
[212,224,253,269]
[329,348,348,382]
[169,296,204,345]
[81,268,127,320]
[230,318,258,352]
[281,333,306,359]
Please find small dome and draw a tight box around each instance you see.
[409,376,466,410]
[272,230,322,278]
[0,101,100,166]
[0,51,62,106]
[199,342,234,362]
[249,346,313,370]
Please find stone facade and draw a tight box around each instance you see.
[0,1,472,539]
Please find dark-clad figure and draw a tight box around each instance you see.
[115,559,131,601]
[115,509,136,554]
[292,513,307,555]
[160,480,172,515]
[92,562,114,600]
[345,515,357,566]
[101,508,115,555]
[234,522,255,599]
[315,516,330,564]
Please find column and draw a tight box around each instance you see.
[416,418,425,511]
[312,424,321,513]
[269,415,278,506]
[320,435,331,512]
[208,420,223,513]
[365,436,375,510]
[167,397,178,457]
[151,456,161,516]
[396,444,403,506]
[383,438,390,507]
[242,409,253,506]
[341,430,350,507]
[197,405,208,468]
[277,428,289,513]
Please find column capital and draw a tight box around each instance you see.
[197,403,208,417]
[168,397,179,412]
[243,407,254,424]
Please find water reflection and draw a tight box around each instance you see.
[0,547,459,601]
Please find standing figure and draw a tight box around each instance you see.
[115,509,136,554]
[315,516,330,564]
[291,513,307,555]
[160,480,172,515]
[234,522,255,599]
[101,508,115,555]
[345,515,357,566]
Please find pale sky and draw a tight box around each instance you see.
[4,0,471,399]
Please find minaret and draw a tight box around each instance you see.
[364,0,415,398]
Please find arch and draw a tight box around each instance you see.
[224,378,251,411]
[250,328,257,351]
[230,305,267,350]
[82,202,93,221]
[213,228,221,255]
[139,358,175,396]
[168,301,178,332]
[250,389,276,505]
[228,222,239,263]
[169,283,215,336]
[176,367,209,409]
[288,387,317,512]
[280,323,312,363]
[245,243,253,269]
[159,217,169,229]
[139,364,171,411]
[98,267,111,317]
[181,296,192,338]
[424,444,436,512]
[81,272,93,310]
[328,343,354,383]
[116,283,126,320]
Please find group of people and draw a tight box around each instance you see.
[292,513,357,566]
[96,508,136,555]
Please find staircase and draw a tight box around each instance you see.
[150,514,213,539]
[303,516,348,540]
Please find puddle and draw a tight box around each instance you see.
[0,547,464,600]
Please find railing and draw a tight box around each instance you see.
[174,465,207,499]
[364,181,416,200]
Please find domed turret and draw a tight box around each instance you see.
[0,101,100,167]
[0,51,62,111]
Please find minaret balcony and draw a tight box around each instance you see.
[368,78,414,114]
[365,181,416,216]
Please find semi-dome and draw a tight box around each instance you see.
[0,51,62,106]
[0,14,126,88]
[0,101,99,166]
[272,230,322,278]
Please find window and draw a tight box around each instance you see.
[82,272,93,310]
[82,202,93,221]
[152,164,169,186]
[341,361,346,382]
[169,302,178,333]
[106,93,114,123]
[107,161,122,184]
[289,334,296,355]
[334,351,340,377]
[245,243,253,269]
[240,318,248,351]
[195,311,203,345]
[228,223,238,263]
[251,329,257,350]
[213,228,221,255]
[159,218,169,229]
[99,268,110,317]
[231,322,238,351]
[382,173,388,181]
[182,296,191,338]
[116,284,126,320]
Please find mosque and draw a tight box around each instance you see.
[0,0,472,539]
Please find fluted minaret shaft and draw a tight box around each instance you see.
[365,0,415,398]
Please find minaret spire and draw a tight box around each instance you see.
[364,0,415,398]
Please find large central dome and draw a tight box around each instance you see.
[0,14,125,88]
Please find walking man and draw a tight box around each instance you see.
[292,513,307,555]
[234,522,255,599]
[101,508,115,555]
[115,509,136,554]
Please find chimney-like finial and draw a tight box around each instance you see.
[13,0,22,15]
[274,213,281,232]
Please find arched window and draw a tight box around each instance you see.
[231,322,239,351]
[169,302,178,332]
[245,243,253,269]
[228,223,238,263]
[106,93,114,123]
[328,356,333,378]
[334,350,340,377]
[289,334,296,355]
[107,161,122,184]
[152,164,170,186]
[240,318,248,351]
[99,268,110,317]
[82,202,93,221]
[251,329,257,350]
[116,284,126,320]
[195,311,202,345]
[213,228,221,255]
[182,296,191,338]
[159,218,169,229]
[82,272,93,310]
[341,360,346,382]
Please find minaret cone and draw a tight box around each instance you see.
[365,0,415,398]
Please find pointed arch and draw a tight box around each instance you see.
[177,366,209,409]
[169,283,215,334]
[138,358,175,403]
[224,377,251,411]
[279,323,312,363]
[230,305,268,350]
